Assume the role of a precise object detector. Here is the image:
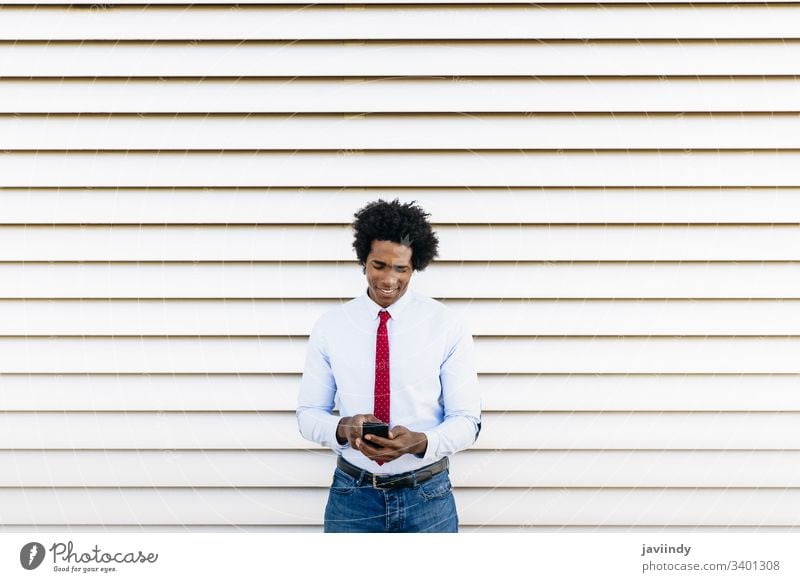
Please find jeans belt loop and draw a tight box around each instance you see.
[372,473,378,488]
[357,469,366,487]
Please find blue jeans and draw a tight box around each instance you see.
[323,466,459,533]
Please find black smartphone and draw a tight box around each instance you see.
[361,422,389,446]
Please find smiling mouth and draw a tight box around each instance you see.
[378,288,397,295]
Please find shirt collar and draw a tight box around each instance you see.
[362,287,415,322]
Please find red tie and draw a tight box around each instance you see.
[373,311,391,465]
[374,310,391,422]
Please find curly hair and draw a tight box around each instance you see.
[352,199,439,271]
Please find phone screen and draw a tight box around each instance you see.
[361,422,389,445]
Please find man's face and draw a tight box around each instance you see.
[365,239,414,308]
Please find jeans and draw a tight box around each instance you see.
[323,466,459,533]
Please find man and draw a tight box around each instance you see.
[296,198,482,533]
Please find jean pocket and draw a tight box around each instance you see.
[330,468,356,495]
[418,472,452,501]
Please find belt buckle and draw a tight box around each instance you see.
[372,474,394,489]
[372,474,388,489]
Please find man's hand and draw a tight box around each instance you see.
[336,414,384,451]
[360,425,428,463]
[336,417,428,463]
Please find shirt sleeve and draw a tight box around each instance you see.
[420,316,482,461]
[296,317,349,452]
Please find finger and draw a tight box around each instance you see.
[375,449,397,463]
[362,446,385,462]
[365,434,393,448]
[364,446,386,462]
[388,426,407,440]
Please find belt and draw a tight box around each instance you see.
[336,456,449,490]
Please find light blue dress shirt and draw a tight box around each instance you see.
[297,288,482,475]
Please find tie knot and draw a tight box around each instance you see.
[379,310,391,324]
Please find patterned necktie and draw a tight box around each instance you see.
[373,311,391,465]
[374,310,391,423]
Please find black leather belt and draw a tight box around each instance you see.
[336,456,449,490]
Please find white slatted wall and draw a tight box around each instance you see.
[1,2,799,532]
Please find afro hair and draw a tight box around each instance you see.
[352,199,439,271]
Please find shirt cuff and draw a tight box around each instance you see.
[418,430,440,461]
[328,418,349,452]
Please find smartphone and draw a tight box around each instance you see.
[361,422,389,446]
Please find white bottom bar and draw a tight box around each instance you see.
[1,533,797,582]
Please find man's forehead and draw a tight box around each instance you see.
[368,240,413,261]
[369,256,412,266]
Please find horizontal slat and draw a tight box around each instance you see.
[481,412,800,449]
[8,113,800,149]
[0,373,297,411]
[0,525,325,532]
[0,525,790,532]
[453,299,800,335]
[0,412,306,449]
[4,78,800,114]
[4,151,800,187]
[0,262,798,299]
[5,373,800,412]
[3,78,800,114]
[1,488,800,525]
[449,451,800,487]
[9,0,793,4]
[492,526,800,532]
[0,450,339,487]
[0,299,319,335]
[3,41,800,76]
[476,338,800,374]
[7,450,800,487]
[7,188,800,224]
[0,338,302,373]
[5,225,800,261]
[462,489,800,526]
[4,337,800,373]
[5,6,800,40]
[480,374,800,412]
[6,299,800,336]
[2,411,800,449]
